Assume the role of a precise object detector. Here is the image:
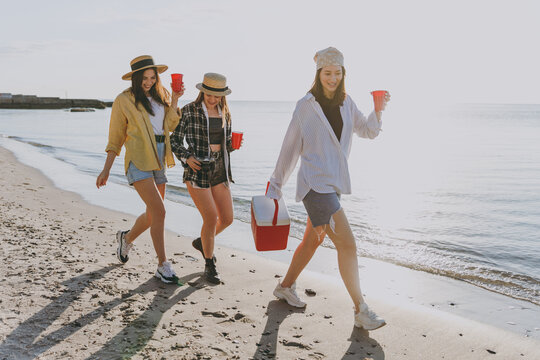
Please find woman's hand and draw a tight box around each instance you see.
[96,169,110,188]
[381,92,391,111]
[186,156,201,172]
[376,92,391,121]
[171,84,185,105]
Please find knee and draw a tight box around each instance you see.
[221,213,234,228]
[150,205,166,221]
[203,213,219,228]
[335,235,357,253]
[305,233,324,250]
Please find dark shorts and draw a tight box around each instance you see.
[302,189,341,228]
[190,150,228,189]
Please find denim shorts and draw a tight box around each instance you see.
[126,142,167,185]
[302,189,341,228]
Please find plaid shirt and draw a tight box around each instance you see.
[170,101,234,188]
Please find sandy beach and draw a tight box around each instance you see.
[1,145,539,360]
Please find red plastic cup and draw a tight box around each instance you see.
[371,90,387,112]
[231,131,243,150]
[171,73,183,92]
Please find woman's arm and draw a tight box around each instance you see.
[105,96,128,156]
[225,113,235,153]
[352,92,390,139]
[165,88,184,131]
[99,96,126,188]
[96,151,117,188]
[266,109,303,200]
[352,101,382,139]
[170,109,192,167]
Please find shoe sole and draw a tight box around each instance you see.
[273,290,307,308]
[155,271,177,284]
[204,275,221,284]
[356,321,387,331]
[116,231,128,264]
[192,238,217,263]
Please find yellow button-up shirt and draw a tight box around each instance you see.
[105,88,181,173]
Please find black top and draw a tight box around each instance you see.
[315,94,343,141]
[208,117,224,144]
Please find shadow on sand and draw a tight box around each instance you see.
[0,265,202,360]
[252,299,385,359]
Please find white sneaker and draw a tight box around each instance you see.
[116,230,133,264]
[354,302,386,330]
[273,280,307,308]
[155,261,178,284]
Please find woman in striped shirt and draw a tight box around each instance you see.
[266,47,390,330]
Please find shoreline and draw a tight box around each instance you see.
[1,144,539,359]
[1,136,539,334]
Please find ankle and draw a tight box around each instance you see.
[158,259,168,267]
[355,301,366,314]
[280,281,292,289]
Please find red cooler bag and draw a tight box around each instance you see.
[251,195,290,251]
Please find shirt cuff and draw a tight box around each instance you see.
[265,183,282,200]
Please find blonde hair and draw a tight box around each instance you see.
[194,91,231,124]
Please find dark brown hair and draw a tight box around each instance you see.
[194,91,231,124]
[131,68,170,115]
[309,66,346,106]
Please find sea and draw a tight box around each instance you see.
[1,101,539,306]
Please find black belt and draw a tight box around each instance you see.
[155,135,165,143]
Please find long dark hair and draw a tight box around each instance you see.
[131,68,170,115]
[309,66,346,106]
[194,91,231,124]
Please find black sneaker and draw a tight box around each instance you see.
[204,258,221,284]
[116,230,132,264]
[192,237,216,263]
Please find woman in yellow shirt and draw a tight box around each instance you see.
[96,55,183,284]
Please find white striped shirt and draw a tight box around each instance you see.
[267,93,381,202]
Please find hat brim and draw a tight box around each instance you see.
[122,64,168,81]
[196,83,232,96]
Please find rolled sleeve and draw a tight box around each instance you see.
[165,106,181,132]
[353,104,381,139]
[170,113,190,166]
[105,97,127,156]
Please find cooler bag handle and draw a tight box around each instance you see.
[266,182,279,226]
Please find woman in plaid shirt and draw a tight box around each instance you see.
[171,73,239,284]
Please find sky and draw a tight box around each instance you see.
[1,0,539,105]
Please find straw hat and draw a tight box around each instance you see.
[122,55,168,80]
[196,73,232,96]
[314,47,344,70]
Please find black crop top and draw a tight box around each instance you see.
[209,117,224,144]
[314,94,343,141]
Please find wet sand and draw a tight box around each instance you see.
[1,145,539,360]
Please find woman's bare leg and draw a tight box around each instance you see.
[131,179,167,265]
[125,183,165,243]
[324,208,365,312]
[281,218,326,288]
[187,183,218,259]
[210,182,234,236]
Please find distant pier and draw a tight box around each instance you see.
[0,93,112,109]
